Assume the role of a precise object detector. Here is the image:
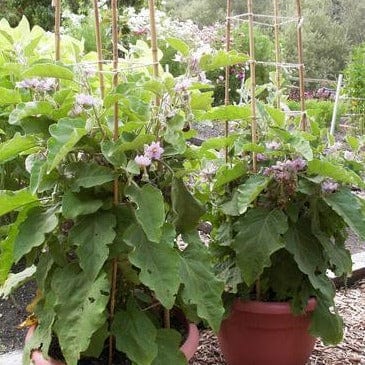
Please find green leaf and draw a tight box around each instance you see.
[201,136,237,151]
[232,208,288,286]
[13,206,58,262]
[0,134,38,164]
[309,297,343,345]
[200,50,248,71]
[62,191,103,219]
[289,133,313,161]
[152,329,187,365]
[197,105,251,121]
[0,189,38,217]
[101,140,127,167]
[166,37,190,57]
[285,224,335,300]
[190,91,214,111]
[52,267,109,365]
[214,162,247,189]
[0,265,35,298]
[113,299,158,365]
[69,212,116,281]
[323,188,365,240]
[222,175,270,216]
[113,134,155,153]
[47,118,87,173]
[68,162,115,189]
[8,101,55,126]
[22,63,74,80]
[172,178,205,233]
[0,207,32,284]
[0,87,21,105]
[126,184,165,243]
[307,159,365,188]
[124,224,181,309]
[345,135,360,151]
[180,232,224,332]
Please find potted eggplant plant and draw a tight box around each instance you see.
[0,17,250,365]
[192,103,365,365]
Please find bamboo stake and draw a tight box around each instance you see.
[109,1,119,364]
[92,0,105,99]
[53,0,61,61]
[273,0,281,108]
[247,0,257,173]
[148,0,159,79]
[224,0,232,163]
[295,0,307,130]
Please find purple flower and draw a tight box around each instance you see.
[290,158,307,171]
[16,78,56,92]
[265,141,281,150]
[75,93,100,107]
[256,153,267,162]
[321,180,339,194]
[134,155,151,167]
[144,141,164,160]
[174,78,192,92]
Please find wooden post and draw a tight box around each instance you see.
[224,0,232,162]
[273,0,281,108]
[109,1,119,364]
[296,0,306,130]
[93,0,105,99]
[53,0,61,61]
[330,74,343,136]
[247,0,257,172]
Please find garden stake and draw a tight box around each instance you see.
[92,0,105,99]
[247,0,258,173]
[296,0,306,131]
[224,0,232,163]
[109,1,119,364]
[148,0,171,329]
[53,0,61,61]
[273,0,281,109]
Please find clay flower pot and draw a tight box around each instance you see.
[25,321,199,364]
[218,298,317,365]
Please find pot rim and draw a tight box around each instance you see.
[232,297,317,314]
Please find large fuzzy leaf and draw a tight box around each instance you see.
[200,50,248,71]
[197,105,251,121]
[112,299,158,365]
[308,159,365,188]
[13,206,58,262]
[323,188,365,240]
[309,296,343,345]
[8,101,54,125]
[62,191,103,219]
[0,207,32,284]
[22,63,74,80]
[285,224,335,300]
[166,37,190,57]
[0,265,35,298]
[0,189,38,217]
[67,162,115,189]
[124,224,181,309]
[47,118,86,173]
[0,87,21,105]
[126,184,165,243]
[69,212,116,281]
[0,134,38,164]
[213,162,247,190]
[152,329,187,365]
[221,175,270,216]
[52,266,109,365]
[232,208,288,286]
[180,232,224,332]
[171,178,205,233]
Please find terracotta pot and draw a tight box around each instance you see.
[218,298,317,365]
[25,319,199,364]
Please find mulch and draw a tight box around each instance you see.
[190,278,365,365]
